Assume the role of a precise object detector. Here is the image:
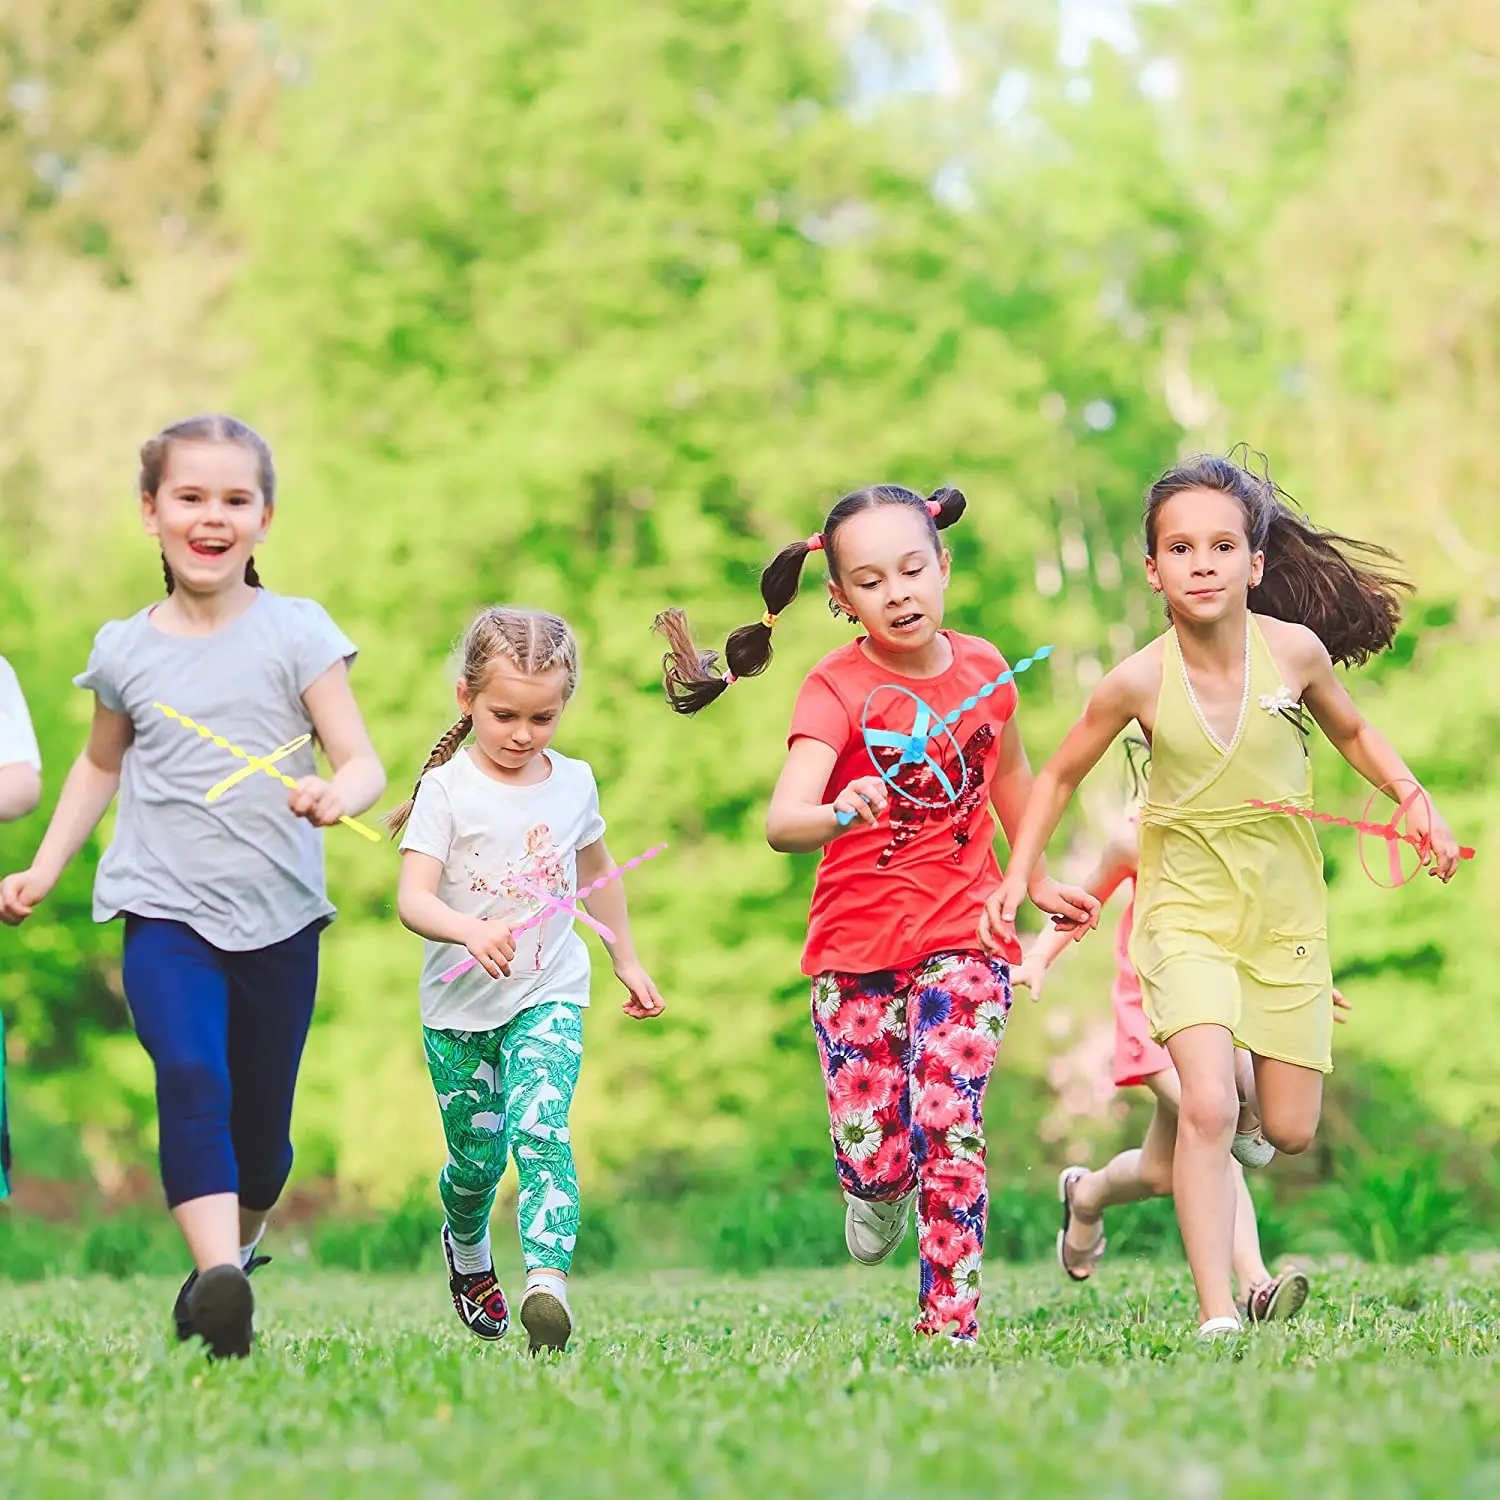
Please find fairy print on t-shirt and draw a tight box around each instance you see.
[867,724,994,869]
[464,822,572,972]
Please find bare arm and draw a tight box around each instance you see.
[26,701,132,889]
[1298,629,1461,880]
[294,661,387,823]
[1018,833,1137,979]
[1005,666,1142,900]
[990,712,1076,899]
[396,849,515,978]
[396,850,475,945]
[765,737,889,854]
[577,837,640,968]
[0,763,41,823]
[578,836,664,1017]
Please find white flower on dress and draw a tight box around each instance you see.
[815,983,840,1022]
[1259,684,1297,717]
[953,1250,983,1296]
[975,999,1010,1042]
[833,1108,881,1162]
[946,1121,985,1162]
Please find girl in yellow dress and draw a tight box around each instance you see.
[987,452,1462,1338]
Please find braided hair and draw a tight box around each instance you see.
[385,607,581,837]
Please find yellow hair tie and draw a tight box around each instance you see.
[762,611,777,629]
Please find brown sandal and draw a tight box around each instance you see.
[1057,1166,1107,1282]
[1244,1267,1309,1324]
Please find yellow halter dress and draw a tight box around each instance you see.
[1128,613,1334,1072]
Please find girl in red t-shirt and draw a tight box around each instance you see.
[656,483,1098,1340]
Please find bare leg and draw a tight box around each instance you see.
[1230,1161,1271,1295]
[1234,1048,1263,1135]
[1070,1067,1269,1296]
[172,1192,241,1272]
[1060,1071,1180,1276]
[1070,1072,1180,1226]
[1253,1056,1324,1156]
[1164,1024,1240,1325]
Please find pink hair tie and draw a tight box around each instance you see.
[926,499,942,517]
[723,672,737,686]
[805,533,824,552]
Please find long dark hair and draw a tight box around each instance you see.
[653,484,967,715]
[1143,448,1410,668]
[1123,734,1152,803]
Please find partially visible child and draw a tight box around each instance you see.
[1011,740,1350,1323]
[0,415,386,1358]
[655,484,1097,1342]
[389,606,664,1355]
[0,654,43,1201]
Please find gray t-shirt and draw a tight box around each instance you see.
[74,590,358,951]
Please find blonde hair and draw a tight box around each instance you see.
[385,606,581,837]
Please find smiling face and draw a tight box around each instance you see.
[141,440,271,596]
[1145,487,1264,625]
[827,505,950,658]
[459,660,571,781]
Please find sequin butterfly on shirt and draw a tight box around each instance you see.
[867,723,995,867]
[834,645,1054,859]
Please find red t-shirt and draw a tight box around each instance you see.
[788,631,1022,976]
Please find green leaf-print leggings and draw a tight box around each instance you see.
[422,1001,583,1273]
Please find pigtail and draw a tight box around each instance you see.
[160,553,263,596]
[654,538,816,715]
[927,486,967,530]
[384,715,473,838]
[1255,506,1410,668]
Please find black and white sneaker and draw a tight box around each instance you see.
[441,1224,510,1340]
[173,1253,271,1343]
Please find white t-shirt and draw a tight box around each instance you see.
[0,657,41,771]
[399,746,606,1032]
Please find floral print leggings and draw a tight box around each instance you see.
[812,951,1012,1339]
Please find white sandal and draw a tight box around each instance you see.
[1198,1315,1243,1341]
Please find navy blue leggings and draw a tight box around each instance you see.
[122,916,321,1210]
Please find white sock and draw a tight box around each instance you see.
[526,1270,568,1303]
[239,1225,267,1268]
[449,1231,492,1276]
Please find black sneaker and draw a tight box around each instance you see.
[180,1263,255,1359]
[173,1253,271,1343]
[441,1224,510,1340]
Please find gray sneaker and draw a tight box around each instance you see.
[844,1190,914,1265]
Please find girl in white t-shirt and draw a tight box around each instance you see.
[0,657,42,824]
[0,654,43,1201]
[387,606,664,1354]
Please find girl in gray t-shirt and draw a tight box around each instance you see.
[0,414,386,1359]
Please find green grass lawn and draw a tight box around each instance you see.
[2,1258,1497,1498]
